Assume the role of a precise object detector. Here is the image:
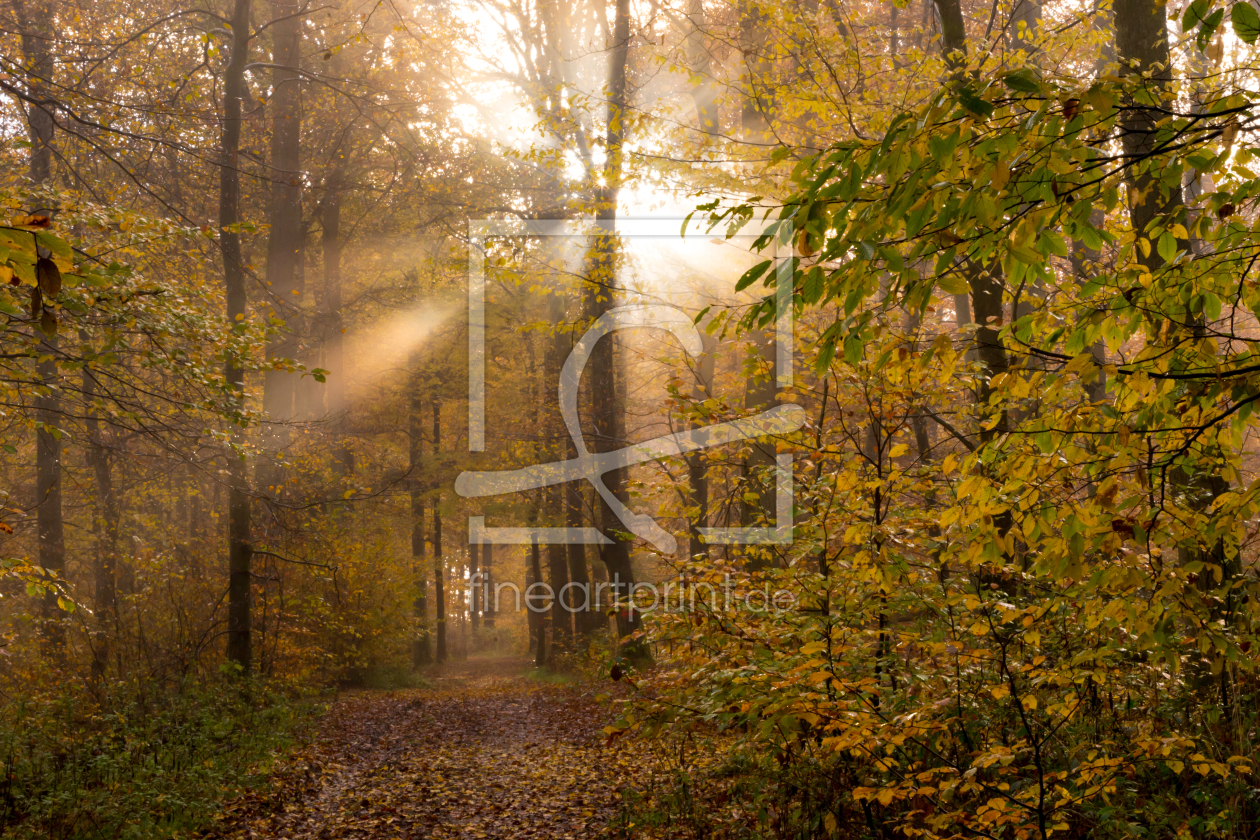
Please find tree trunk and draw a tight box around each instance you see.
[35,342,62,651]
[933,0,968,72]
[584,0,640,642]
[16,0,53,186]
[469,535,480,637]
[564,487,593,636]
[687,333,716,560]
[16,0,62,652]
[742,331,778,553]
[739,0,772,141]
[545,291,572,658]
[1114,0,1176,251]
[482,542,495,629]
[83,363,119,679]
[547,487,571,663]
[432,400,446,663]
[930,0,1009,439]
[530,532,546,668]
[409,371,430,668]
[685,0,720,137]
[1114,0,1224,569]
[321,157,352,478]
[261,0,304,497]
[221,0,254,674]
[1009,0,1041,53]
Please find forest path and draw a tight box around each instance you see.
[210,656,632,839]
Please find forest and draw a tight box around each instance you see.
[1,0,1259,836]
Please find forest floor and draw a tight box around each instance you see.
[207,656,636,839]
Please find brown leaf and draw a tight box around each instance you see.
[40,307,57,336]
[36,257,61,297]
[795,229,817,258]
[29,285,41,319]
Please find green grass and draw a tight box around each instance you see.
[524,667,578,685]
[343,663,431,690]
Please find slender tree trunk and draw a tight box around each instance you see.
[16,0,62,652]
[432,400,446,663]
[544,291,572,659]
[530,531,546,668]
[739,0,772,141]
[482,542,495,629]
[685,0,720,137]
[584,0,640,642]
[564,487,593,636]
[469,536,480,637]
[1115,0,1176,250]
[1009,0,1041,53]
[261,0,304,497]
[1114,0,1225,579]
[321,157,352,478]
[687,333,716,560]
[221,0,254,674]
[930,0,1010,439]
[934,0,967,71]
[742,331,778,555]
[409,370,430,668]
[35,342,62,650]
[16,0,53,186]
[83,364,118,679]
[546,488,571,663]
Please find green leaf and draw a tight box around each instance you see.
[1002,68,1041,93]
[814,338,837,372]
[1232,1,1260,44]
[1203,292,1222,321]
[1040,231,1069,258]
[1183,0,1211,31]
[843,334,863,366]
[1199,8,1226,50]
[735,260,772,292]
[35,233,73,271]
[0,229,36,259]
[958,86,994,118]
[1157,231,1178,263]
[939,272,969,295]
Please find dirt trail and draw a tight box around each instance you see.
[211,657,632,839]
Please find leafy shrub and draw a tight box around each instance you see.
[0,676,323,840]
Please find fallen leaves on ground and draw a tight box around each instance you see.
[206,657,638,839]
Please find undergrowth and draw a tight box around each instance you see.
[0,674,325,840]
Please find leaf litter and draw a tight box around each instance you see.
[205,657,637,840]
